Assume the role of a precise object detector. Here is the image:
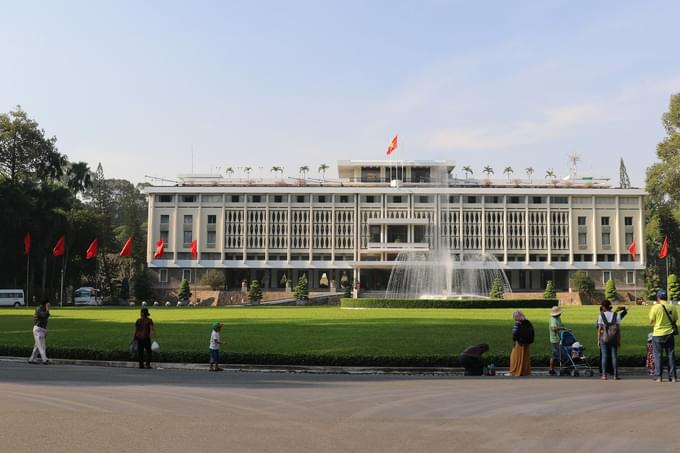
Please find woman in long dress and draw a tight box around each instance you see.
[509,310,532,376]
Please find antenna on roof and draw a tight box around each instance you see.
[144,175,178,184]
[568,153,580,179]
[619,158,631,189]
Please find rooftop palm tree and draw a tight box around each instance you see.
[503,166,514,180]
[482,166,494,179]
[270,166,283,178]
[525,166,534,182]
[545,169,556,180]
[243,166,252,180]
[318,163,330,181]
[299,166,309,179]
[463,166,473,180]
[225,167,234,178]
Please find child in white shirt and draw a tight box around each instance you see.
[209,322,224,372]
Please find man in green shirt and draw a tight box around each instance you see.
[648,289,678,382]
[549,306,569,376]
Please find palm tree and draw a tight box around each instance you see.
[243,166,252,180]
[503,166,513,180]
[482,166,494,179]
[463,166,473,180]
[525,166,534,182]
[299,166,309,179]
[225,167,234,178]
[318,163,330,181]
[66,161,93,193]
[270,166,283,178]
[545,169,556,180]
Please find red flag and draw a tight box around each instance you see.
[628,240,636,261]
[191,239,198,259]
[153,239,165,259]
[386,135,398,155]
[659,236,669,259]
[24,232,31,256]
[86,239,98,260]
[119,236,133,257]
[52,235,65,257]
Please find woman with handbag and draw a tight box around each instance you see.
[131,308,156,369]
[648,290,678,382]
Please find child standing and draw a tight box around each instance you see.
[209,322,224,372]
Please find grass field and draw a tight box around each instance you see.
[0,305,656,366]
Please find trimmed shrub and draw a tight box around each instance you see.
[340,298,556,309]
[645,266,661,301]
[668,274,680,301]
[293,274,309,301]
[543,280,556,299]
[248,280,263,302]
[605,278,617,302]
[177,278,192,302]
[489,277,505,299]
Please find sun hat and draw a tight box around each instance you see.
[140,307,150,316]
[550,306,562,317]
[657,289,668,300]
[571,341,582,349]
[212,321,223,330]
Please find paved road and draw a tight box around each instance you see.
[0,362,677,453]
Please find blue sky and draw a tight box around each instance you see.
[1,1,678,186]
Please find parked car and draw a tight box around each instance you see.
[0,289,25,307]
[73,287,102,306]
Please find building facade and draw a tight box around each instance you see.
[144,160,646,296]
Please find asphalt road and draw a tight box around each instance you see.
[0,362,678,453]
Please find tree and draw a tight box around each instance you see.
[65,161,93,194]
[178,278,192,302]
[299,166,309,179]
[545,169,556,180]
[525,167,534,182]
[293,273,309,301]
[463,166,473,179]
[604,278,617,302]
[668,274,680,301]
[544,280,556,299]
[318,163,329,181]
[225,167,234,178]
[248,279,263,302]
[482,166,494,179]
[270,166,283,178]
[132,269,153,302]
[489,276,504,299]
[645,266,662,301]
[280,273,289,288]
[503,166,513,180]
[646,92,680,209]
[571,271,595,300]
[201,270,226,290]
[243,166,252,180]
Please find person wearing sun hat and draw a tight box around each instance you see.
[648,289,678,382]
[209,321,224,372]
[548,305,569,376]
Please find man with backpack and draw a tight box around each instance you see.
[510,310,533,376]
[648,289,678,382]
[597,300,622,380]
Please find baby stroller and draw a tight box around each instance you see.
[558,331,594,377]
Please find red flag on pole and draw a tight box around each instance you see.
[191,239,198,259]
[659,236,669,259]
[24,232,31,256]
[119,236,133,257]
[153,239,165,259]
[86,239,98,260]
[628,240,636,261]
[52,235,65,257]
[386,135,398,155]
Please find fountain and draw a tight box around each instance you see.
[385,250,511,299]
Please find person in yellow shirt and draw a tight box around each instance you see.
[648,290,678,382]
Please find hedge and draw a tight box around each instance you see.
[340,298,556,309]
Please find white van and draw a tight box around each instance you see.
[73,287,102,306]
[0,289,25,307]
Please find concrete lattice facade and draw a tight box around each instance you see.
[144,160,646,296]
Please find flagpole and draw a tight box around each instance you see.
[26,254,30,307]
[59,254,65,308]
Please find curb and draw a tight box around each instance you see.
[0,356,653,377]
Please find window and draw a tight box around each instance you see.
[551,196,568,204]
[465,196,480,204]
[182,269,192,283]
[577,216,586,226]
[230,195,241,203]
[578,232,587,247]
[160,215,170,225]
[202,195,222,203]
[484,196,503,204]
[273,195,284,203]
[207,231,216,247]
[447,195,460,203]
[601,217,610,226]
[160,231,169,244]
[508,196,525,204]
[624,216,633,226]
[625,232,634,245]
[183,231,193,246]
[364,195,377,203]
[602,271,611,284]
[207,215,216,224]
[295,195,306,203]
[159,269,168,283]
[339,195,350,203]
[317,195,327,203]
[602,232,611,246]
[249,195,262,203]
[418,195,431,203]
[181,195,196,203]
[530,196,546,204]
[626,271,635,285]
[183,215,193,225]
[390,195,403,203]
[369,225,381,242]
[158,195,173,203]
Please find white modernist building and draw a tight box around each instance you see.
[144,160,646,296]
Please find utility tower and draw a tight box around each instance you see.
[619,158,631,188]
[568,153,580,179]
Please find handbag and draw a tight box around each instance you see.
[151,340,160,352]
[129,341,138,358]
[661,305,679,336]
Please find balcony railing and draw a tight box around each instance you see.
[367,242,429,250]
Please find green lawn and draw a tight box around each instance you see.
[0,305,655,366]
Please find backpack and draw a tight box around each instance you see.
[517,320,535,345]
[601,312,619,346]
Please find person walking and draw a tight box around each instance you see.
[548,306,569,376]
[597,300,622,380]
[648,289,678,382]
[510,310,533,376]
[131,308,155,369]
[28,298,50,364]
[209,322,224,371]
